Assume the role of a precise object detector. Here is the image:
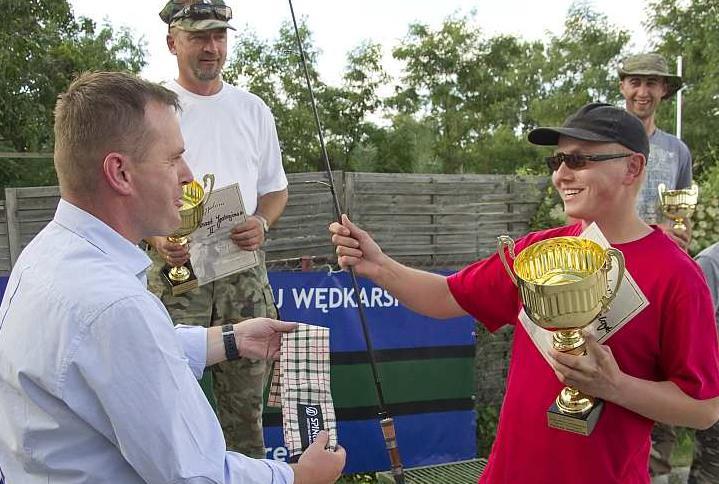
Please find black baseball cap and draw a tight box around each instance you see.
[528,102,649,158]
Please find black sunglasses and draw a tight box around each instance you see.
[172,3,232,22]
[545,152,633,171]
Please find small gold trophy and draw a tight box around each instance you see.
[658,183,699,232]
[162,174,215,296]
[497,235,625,435]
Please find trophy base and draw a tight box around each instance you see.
[162,262,199,296]
[547,398,604,436]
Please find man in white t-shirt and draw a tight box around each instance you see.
[147,0,289,458]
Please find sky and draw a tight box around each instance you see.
[69,0,653,85]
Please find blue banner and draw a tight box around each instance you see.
[265,271,476,473]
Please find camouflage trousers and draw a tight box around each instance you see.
[689,422,719,484]
[147,249,277,458]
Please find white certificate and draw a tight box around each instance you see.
[189,183,259,286]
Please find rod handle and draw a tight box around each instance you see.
[380,417,405,484]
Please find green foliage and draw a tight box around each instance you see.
[390,16,484,173]
[225,21,388,173]
[0,0,146,188]
[689,145,719,255]
[0,1,146,152]
[671,427,695,467]
[358,115,440,173]
[390,15,545,174]
[476,404,500,457]
[647,0,719,175]
[244,4,631,175]
[529,185,567,231]
[527,3,629,128]
[224,21,325,173]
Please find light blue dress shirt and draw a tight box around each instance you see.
[0,200,293,483]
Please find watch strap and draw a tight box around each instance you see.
[222,324,240,361]
[255,214,269,233]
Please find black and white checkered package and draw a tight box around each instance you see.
[267,323,337,459]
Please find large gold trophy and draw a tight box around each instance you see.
[497,235,625,435]
[658,182,699,232]
[162,174,215,296]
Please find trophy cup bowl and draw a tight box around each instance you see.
[658,182,699,232]
[163,173,215,295]
[497,235,625,435]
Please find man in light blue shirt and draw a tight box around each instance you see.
[0,71,345,483]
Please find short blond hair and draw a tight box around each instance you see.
[53,71,180,196]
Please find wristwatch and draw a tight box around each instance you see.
[255,214,269,233]
[221,324,240,361]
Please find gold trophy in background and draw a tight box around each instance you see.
[498,235,624,435]
[162,173,215,296]
[658,182,699,232]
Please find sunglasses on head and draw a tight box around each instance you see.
[172,3,232,22]
[545,152,633,172]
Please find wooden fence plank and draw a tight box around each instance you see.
[1,173,550,271]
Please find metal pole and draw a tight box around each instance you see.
[676,56,683,139]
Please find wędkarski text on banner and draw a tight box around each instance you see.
[188,183,260,286]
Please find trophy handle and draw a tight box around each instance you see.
[202,173,215,204]
[689,182,699,198]
[600,248,625,311]
[497,235,518,287]
[657,183,666,206]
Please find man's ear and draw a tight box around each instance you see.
[659,79,669,99]
[625,153,645,184]
[167,32,177,55]
[102,152,133,196]
[619,79,627,98]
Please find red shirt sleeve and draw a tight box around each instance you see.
[447,250,521,332]
[660,259,719,400]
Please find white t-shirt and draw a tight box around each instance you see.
[165,80,288,216]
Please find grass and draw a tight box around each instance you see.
[337,473,378,483]
[671,428,695,467]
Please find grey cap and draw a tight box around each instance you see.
[159,0,236,32]
[618,53,682,99]
[528,102,649,158]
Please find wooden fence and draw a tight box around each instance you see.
[0,172,549,275]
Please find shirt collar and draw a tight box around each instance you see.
[53,199,152,282]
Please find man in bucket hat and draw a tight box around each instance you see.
[330,102,719,483]
[619,52,695,482]
[618,53,693,251]
[148,0,290,459]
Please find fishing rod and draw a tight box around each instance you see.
[285,2,406,482]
